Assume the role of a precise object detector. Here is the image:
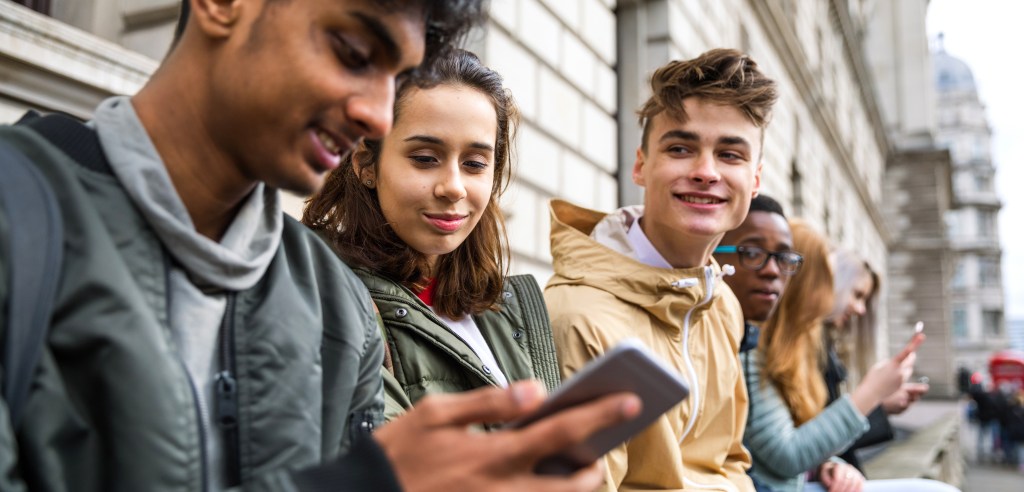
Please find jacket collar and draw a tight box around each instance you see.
[548,199,732,329]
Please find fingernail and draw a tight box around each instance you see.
[621,395,642,417]
[512,381,543,406]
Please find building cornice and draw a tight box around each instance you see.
[747,0,892,244]
[830,0,892,156]
[0,3,156,116]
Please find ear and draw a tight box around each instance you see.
[353,149,377,189]
[190,0,246,39]
[632,147,647,187]
[752,160,764,198]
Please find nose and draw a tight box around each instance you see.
[346,76,394,140]
[435,162,467,202]
[847,299,866,318]
[689,151,721,184]
[759,255,782,278]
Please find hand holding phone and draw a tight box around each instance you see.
[509,338,690,475]
[897,321,926,363]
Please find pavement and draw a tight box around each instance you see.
[885,398,1023,491]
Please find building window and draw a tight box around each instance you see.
[11,0,50,15]
[790,159,803,217]
[974,173,993,193]
[979,257,1001,287]
[973,137,988,162]
[977,210,997,237]
[952,260,967,289]
[945,210,960,238]
[953,307,968,340]
[983,310,1003,337]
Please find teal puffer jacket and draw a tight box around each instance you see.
[354,270,560,421]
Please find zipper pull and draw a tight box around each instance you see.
[215,370,238,429]
[670,278,699,288]
[350,410,376,436]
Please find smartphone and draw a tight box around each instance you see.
[509,338,690,475]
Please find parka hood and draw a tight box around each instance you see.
[547,199,735,330]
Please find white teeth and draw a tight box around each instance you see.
[316,129,341,155]
[681,195,719,204]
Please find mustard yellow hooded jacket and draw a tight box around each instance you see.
[544,200,753,492]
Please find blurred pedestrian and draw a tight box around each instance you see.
[967,375,999,462]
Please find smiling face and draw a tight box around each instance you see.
[367,84,498,272]
[717,211,794,322]
[633,97,763,266]
[200,0,426,195]
[834,269,874,329]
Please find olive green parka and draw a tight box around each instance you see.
[354,269,560,421]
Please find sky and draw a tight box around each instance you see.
[926,0,1024,320]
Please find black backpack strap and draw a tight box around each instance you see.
[507,274,560,392]
[0,137,64,427]
[16,111,112,175]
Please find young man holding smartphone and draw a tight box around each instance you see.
[545,49,778,492]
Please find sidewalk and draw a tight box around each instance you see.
[886,398,1022,491]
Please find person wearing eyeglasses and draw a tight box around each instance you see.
[717,216,956,492]
[714,194,802,356]
[713,194,798,492]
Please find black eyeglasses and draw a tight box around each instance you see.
[714,245,803,275]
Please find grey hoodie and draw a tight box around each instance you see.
[94,96,282,490]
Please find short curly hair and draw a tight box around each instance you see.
[638,48,778,152]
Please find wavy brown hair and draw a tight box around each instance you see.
[303,49,518,319]
[760,219,833,425]
[637,48,778,154]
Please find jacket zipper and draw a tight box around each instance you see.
[678,266,716,443]
[677,267,740,492]
[216,292,241,487]
[164,252,209,492]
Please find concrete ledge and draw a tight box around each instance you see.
[863,411,965,488]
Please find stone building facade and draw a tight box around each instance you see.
[865,0,956,396]
[932,46,1009,376]
[1,0,964,390]
[483,0,893,315]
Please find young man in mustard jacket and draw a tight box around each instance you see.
[546,48,778,492]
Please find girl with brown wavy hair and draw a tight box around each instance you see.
[303,49,561,420]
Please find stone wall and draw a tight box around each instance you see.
[884,148,956,397]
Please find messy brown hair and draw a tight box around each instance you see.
[760,219,832,425]
[303,49,517,319]
[637,48,778,154]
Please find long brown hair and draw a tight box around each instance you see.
[303,49,518,319]
[760,219,832,425]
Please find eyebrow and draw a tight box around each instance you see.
[746,241,793,251]
[404,135,496,152]
[658,130,751,148]
[659,130,699,143]
[352,12,401,64]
